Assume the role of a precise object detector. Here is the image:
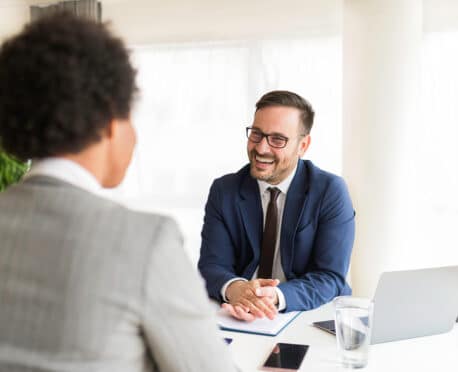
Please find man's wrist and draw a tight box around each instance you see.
[221,277,247,302]
[226,279,245,302]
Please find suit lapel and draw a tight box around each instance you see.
[280,160,310,276]
[239,172,263,263]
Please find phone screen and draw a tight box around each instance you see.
[261,343,309,371]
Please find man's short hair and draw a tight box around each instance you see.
[255,90,315,134]
[0,13,137,161]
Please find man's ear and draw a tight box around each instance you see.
[298,134,311,157]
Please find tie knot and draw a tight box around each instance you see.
[268,187,281,202]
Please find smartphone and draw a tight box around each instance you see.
[260,342,309,372]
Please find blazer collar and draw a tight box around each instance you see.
[280,160,310,275]
[239,166,263,264]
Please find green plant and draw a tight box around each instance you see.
[0,151,29,192]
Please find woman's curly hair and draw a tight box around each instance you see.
[0,13,137,161]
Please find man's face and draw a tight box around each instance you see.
[247,106,310,185]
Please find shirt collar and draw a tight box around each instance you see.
[25,158,102,194]
[257,161,298,196]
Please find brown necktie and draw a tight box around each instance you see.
[258,187,281,278]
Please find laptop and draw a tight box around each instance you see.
[313,265,458,344]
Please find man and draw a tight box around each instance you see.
[198,91,355,321]
[0,14,236,372]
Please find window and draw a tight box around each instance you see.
[106,37,342,263]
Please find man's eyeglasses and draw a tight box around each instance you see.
[246,127,289,149]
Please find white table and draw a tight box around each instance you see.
[220,303,458,372]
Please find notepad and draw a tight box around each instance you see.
[217,310,302,336]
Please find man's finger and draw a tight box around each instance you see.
[239,298,265,319]
[255,286,277,298]
[223,302,256,321]
[234,305,256,322]
[223,303,242,320]
[222,303,238,318]
[240,296,276,319]
[253,297,277,320]
[251,279,261,290]
[256,278,280,287]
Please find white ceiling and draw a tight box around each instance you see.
[0,0,341,44]
[1,0,458,45]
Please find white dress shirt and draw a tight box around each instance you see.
[221,163,298,311]
[25,158,102,195]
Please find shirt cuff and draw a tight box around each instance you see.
[221,277,248,302]
[275,287,286,311]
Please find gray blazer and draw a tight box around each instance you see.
[0,176,236,372]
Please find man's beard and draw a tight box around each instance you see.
[249,150,278,182]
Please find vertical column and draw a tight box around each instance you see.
[342,0,422,296]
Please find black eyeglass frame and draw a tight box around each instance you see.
[245,126,290,149]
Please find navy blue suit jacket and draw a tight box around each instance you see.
[198,160,355,312]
